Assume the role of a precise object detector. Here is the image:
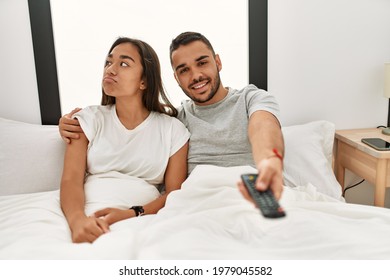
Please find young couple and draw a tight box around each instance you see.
[59,32,284,243]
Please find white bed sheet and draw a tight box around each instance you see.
[1,165,390,259]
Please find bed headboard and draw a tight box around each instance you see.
[28,0,268,125]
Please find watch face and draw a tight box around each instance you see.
[131,206,144,216]
[137,206,145,216]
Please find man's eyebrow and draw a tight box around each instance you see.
[107,54,135,63]
[195,55,209,62]
[175,55,210,72]
[175,63,186,72]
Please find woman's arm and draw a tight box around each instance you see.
[145,140,189,212]
[94,141,189,224]
[60,132,109,243]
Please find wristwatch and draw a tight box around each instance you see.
[129,206,145,217]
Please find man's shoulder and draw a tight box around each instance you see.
[232,84,267,95]
[176,100,192,123]
[179,99,193,109]
[224,84,266,104]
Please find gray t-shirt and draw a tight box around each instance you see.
[177,84,280,174]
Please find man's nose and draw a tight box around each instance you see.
[191,70,204,83]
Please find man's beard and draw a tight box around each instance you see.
[183,72,221,104]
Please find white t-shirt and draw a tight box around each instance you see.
[74,105,190,186]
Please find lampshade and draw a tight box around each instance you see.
[385,63,390,98]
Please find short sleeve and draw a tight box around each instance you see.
[73,106,100,143]
[245,84,281,123]
[169,118,190,157]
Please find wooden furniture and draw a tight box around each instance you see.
[334,128,390,207]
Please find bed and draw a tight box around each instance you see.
[1,117,390,260]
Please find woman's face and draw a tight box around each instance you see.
[102,43,145,99]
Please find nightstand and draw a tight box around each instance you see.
[334,128,390,207]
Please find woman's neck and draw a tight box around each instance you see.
[115,97,150,130]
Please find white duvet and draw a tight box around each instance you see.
[1,165,390,259]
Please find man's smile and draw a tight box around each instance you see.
[190,80,210,92]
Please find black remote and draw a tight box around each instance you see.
[241,173,286,218]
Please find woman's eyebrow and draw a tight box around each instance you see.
[107,54,135,63]
[119,55,135,62]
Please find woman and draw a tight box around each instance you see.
[60,37,189,243]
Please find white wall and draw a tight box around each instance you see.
[269,0,390,129]
[0,0,41,124]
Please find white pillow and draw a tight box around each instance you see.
[0,118,65,195]
[0,117,342,200]
[282,120,343,200]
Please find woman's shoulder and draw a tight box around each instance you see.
[74,105,114,127]
[151,112,187,131]
[81,105,112,114]
[76,105,113,119]
[151,113,190,146]
[152,112,182,124]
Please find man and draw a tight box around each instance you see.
[59,31,284,200]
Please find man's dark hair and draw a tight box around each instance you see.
[169,32,216,66]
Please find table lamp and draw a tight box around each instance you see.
[383,63,390,135]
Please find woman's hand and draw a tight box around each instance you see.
[94,208,135,225]
[69,215,110,243]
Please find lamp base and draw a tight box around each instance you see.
[382,127,390,135]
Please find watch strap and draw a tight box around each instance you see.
[129,206,144,217]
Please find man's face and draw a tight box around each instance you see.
[171,41,223,106]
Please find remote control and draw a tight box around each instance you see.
[241,173,286,218]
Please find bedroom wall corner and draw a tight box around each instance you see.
[269,0,390,208]
[269,0,390,130]
[0,0,41,124]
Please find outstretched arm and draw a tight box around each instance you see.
[58,108,84,143]
[247,110,284,200]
